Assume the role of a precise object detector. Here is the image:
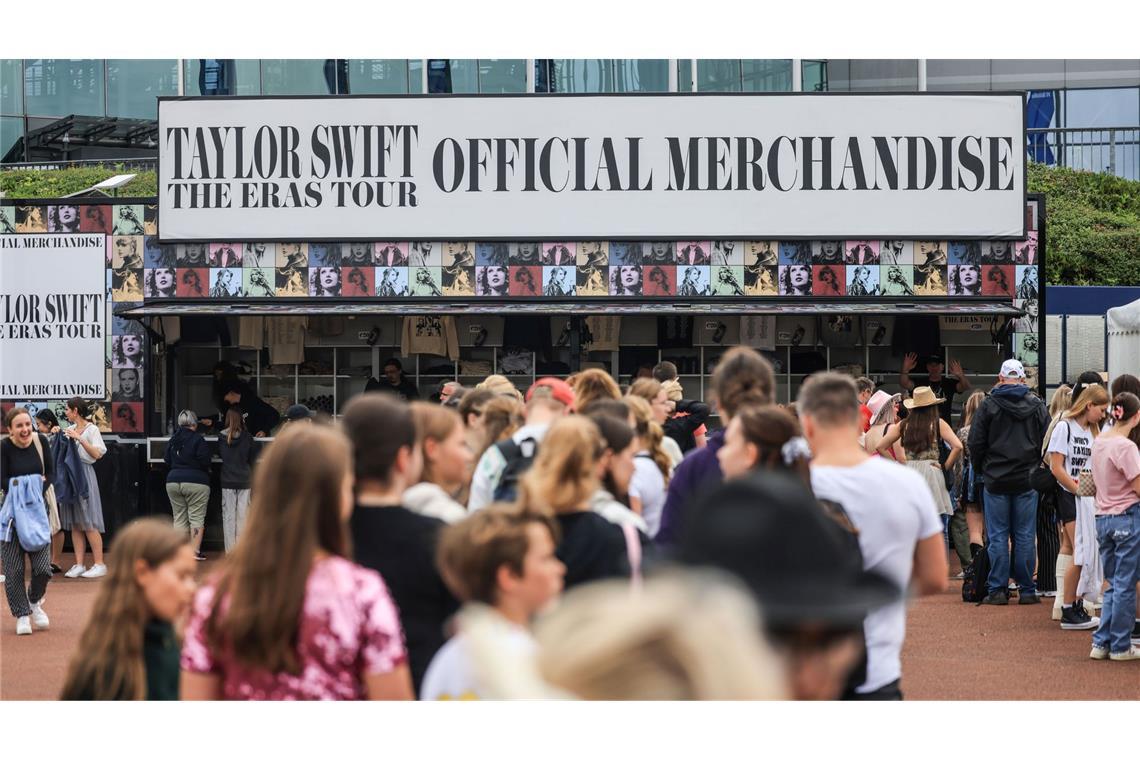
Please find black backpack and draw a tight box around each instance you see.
[491,436,540,503]
[961,544,992,603]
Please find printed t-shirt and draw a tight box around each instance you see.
[1046,419,1094,493]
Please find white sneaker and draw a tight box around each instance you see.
[64,564,85,578]
[30,601,49,630]
[1108,646,1140,661]
[16,616,32,635]
[1089,645,1109,660]
[80,563,107,579]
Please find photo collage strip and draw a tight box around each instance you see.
[0,201,1041,432]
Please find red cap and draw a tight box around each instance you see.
[526,377,576,410]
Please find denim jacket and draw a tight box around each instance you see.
[1,474,51,550]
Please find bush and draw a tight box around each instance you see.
[1029,163,1140,286]
[0,166,156,198]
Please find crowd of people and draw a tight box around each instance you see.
[3,347,1139,700]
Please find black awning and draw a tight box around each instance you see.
[116,298,1023,318]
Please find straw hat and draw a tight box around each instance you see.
[903,386,947,409]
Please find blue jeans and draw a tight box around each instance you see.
[1091,504,1140,654]
[983,488,1038,595]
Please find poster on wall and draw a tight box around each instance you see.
[158,93,1026,242]
[1,234,107,399]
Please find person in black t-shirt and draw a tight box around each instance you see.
[366,358,420,401]
[515,416,649,590]
[341,394,459,696]
[900,353,971,424]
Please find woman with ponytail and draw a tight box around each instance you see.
[623,395,671,538]
[717,405,812,487]
[1088,392,1140,660]
[61,519,196,699]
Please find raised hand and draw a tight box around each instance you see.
[902,353,918,373]
[948,359,964,378]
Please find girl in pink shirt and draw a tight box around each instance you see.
[180,424,414,699]
[1088,392,1140,661]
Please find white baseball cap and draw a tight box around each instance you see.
[999,359,1026,379]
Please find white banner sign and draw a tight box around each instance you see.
[1,234,106,399]
[158,93,1026,242]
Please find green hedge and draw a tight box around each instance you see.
[3,162,1139,287]
[1028,163,1140,286]
[0,166,157,198]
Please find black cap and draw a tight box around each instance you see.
[676,472,900,628]
[284,403,314,421]
[925,354,944,366]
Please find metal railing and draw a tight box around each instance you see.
[1027,126,1140,181]
[1,157,157,172]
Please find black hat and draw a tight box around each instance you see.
[676,472,900,628]
[284,403,314,421]
[924,354,945,366]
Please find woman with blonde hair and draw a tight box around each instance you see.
[61,519,196,699]
[180,424,413,700]
[475,396,525,462]
[476,374,523,401]
[1049,385,1072,419]
[956,390,988,557]
[571,368,622,413]
[404,403,472,524]
[1047,383,1108,629]
[622,395,671,538]
[627,378,684,467]
[535,571,785,700]
[517,417,640,590]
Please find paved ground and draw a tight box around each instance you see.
[2,555,1137,700]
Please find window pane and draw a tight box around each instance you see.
[741,60,792,92]
[408,59,424,94]
[23,59,105,117]
[802,60,828,92]
[106,59,178,119]
[612,60,669,92]
[1064,60,1140,89]
[678,60,693,92]
[185,60,261,96]
[1065,87,1140,127]
[991,60,1064,90]
[544,59,610,93]
[696,60,742,92]
[478,59,527,93]
[1,115,23,162]
[1,60,22,115]
[830,60,918,92]
[926,59,991,91]
[262,59,335,95]
[428,60,478,93]
[348,59,410,94]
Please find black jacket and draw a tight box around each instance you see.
[217,430,256,489]
[664,399,711,454]
[967,384,1049,494]
[164,428,211,486]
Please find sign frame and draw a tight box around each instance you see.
[156,91,1028,244]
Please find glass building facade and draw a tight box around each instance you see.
[2,58,1139,174]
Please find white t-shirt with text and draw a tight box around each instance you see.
[811,457,942,694]
[1046,419,1094,493]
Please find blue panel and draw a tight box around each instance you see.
[1044,285,1140,315]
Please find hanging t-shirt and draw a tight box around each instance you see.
[1046,419,1094,493]
[630,453,667,538]
[740,315,776,350]
[401,316,459,360]
[266,317,307,365]
[811,459,941,694]
[585,316,622,351]
[237,316,263,349]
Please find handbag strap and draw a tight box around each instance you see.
[29,433,47,475]
[621,522,643,593]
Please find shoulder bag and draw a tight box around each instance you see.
[1029,422,1069,495]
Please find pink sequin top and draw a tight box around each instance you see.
[181,555,407,700]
